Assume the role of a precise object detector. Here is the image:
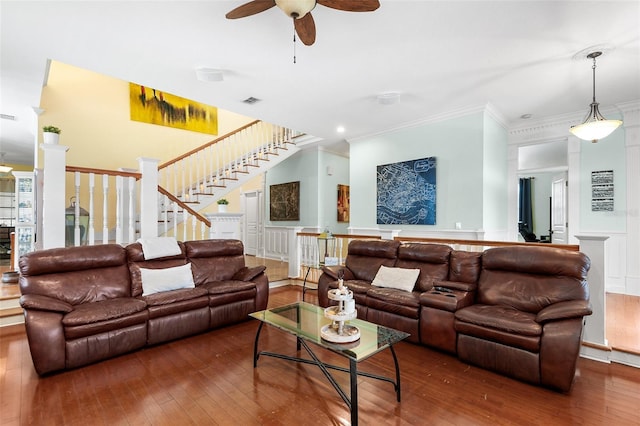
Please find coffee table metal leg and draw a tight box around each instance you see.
[390,344,401,402]
[302,266,312,301]
[253,321,264,368]
[350,358,358,426]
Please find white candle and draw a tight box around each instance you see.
[346,299,355,314]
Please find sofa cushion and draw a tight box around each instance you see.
[367,287,421,318]
[449,250,482,283]
[395,243,451,292]
[478,247,590,314]
[371,265,420,292]
[344,240,400,282]
[140,263,195,296]
[62,298,147,326]
[19,244,132,305]
[140,287,209,307]
[455,304,541,336]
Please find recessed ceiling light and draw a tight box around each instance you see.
[336,126,345,133]
[195,67,224,82]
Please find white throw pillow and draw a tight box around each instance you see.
[371,265,420,292]
[137,236,182,260]
[140,263,195,296]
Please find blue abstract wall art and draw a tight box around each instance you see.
[376,157,436,225]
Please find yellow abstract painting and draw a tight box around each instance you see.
[129,83,218,135]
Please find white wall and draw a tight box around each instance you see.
[482,111,509,239]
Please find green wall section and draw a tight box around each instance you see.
[265,149,349,233]
[349,111,505,232]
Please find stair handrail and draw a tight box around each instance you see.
[66,165,141,179]
[157,185,211,227]
[158,119,261,170]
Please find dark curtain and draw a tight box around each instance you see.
[518,178,533,234]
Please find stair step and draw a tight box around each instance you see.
[193,192,214,196]
[207,184,227,188]
[0,306,22,318]
[221,177,239,181]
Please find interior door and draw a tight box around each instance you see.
[243,191,260,256]
[551,173,568,244]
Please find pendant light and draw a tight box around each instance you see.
[570,51,622,143]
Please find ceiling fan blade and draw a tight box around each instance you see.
[317,0,380,12]
[295,13,316,46]
[226,0,276,19]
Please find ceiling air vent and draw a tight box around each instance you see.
[242,97,260,105]
[0,114,16,120]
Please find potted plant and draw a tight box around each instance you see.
[217,198,229,213]
[42,125,61,145]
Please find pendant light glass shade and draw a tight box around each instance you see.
[570,51,622,143]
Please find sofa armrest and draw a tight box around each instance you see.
[320,266,354,281]
[536,300,592,323]
[433,280,476,292]
[232,265,266,282]
[20,294,73,314]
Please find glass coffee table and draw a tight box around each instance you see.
[250,301,410,426]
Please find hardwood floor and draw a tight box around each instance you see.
[2,286,640,425]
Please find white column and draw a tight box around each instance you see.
[40,144,69,249]
[576,235,609,361]
[623,104,640,295]
[138,157,159,239]
[289,226,304,278]
[567,136,581,245]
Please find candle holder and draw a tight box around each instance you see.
[321,279,360,343]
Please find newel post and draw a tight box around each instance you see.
[138,157,159,239]
[40,143,69,249]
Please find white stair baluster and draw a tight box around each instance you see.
[102,174,109,244]
[115,175,123,244]
[74,172,81,246]
[88,173,95,245]
[128,176,135,244]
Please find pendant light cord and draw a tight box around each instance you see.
[293,18,297,64]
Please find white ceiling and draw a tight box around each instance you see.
[1,1,639,166]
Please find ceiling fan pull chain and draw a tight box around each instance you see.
[292,18,297,64]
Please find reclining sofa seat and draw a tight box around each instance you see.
[454,246,592,392]
[185,239,269,328]
[366,243,452,343]
[19,244,147,374]
[318,239,400,318]
[126,241,210,345]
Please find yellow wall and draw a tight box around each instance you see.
[39,61,258,229]
[39,61,254,169]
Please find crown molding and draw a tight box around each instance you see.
[348,103,499,144]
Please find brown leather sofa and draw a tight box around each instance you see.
[318,240,592,392]
[18,239,268,375]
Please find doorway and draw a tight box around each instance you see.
[242,190,263,256]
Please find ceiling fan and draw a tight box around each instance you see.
[225,0,380,46]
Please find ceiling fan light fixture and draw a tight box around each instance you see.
[569,51,622,143]
[275,0,316,18]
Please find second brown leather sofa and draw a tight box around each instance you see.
[318,239,592,392]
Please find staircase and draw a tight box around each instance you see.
[155,120,309,238]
